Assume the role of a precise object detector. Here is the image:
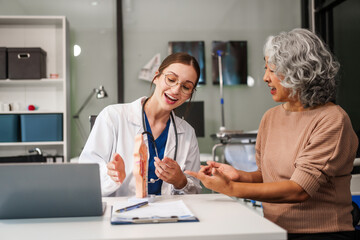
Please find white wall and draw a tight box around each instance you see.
[0,0,301,156]
[122,0,301,153]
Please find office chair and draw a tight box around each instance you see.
[89,115,97,130]
[351,155,360,236]
[352,202,360,227]
[353,201,360,240]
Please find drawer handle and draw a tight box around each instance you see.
[17,53,30,59]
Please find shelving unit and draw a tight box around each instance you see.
[0,16,69,162]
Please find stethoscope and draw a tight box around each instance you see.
[141,98,178,183]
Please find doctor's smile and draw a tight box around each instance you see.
[164,93,178,104]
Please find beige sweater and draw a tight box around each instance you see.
[256,103,358,233]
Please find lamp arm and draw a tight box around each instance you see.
[73,88,96,119]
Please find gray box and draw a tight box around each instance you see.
[0,47,6,79]
[7,47,46,79]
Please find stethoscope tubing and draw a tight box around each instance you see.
[141,98,178,161]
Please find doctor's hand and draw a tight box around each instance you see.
[185,167,233,195]
[154,157,187,189]
[107,153,126,184]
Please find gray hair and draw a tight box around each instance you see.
[263,28,340,108]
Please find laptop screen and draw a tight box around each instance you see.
[0,163,103,219]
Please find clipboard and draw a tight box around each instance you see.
[110,200,199,225]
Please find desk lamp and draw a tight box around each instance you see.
[73,85,108,119]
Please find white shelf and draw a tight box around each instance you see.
[0,16,69,162]
[0,111,64,115]
[0,79,63,85]
[0,16,64,25]
[0,141,64,146]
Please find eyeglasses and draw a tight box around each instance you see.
[162,73,195,95]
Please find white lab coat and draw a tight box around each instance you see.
[79,97,202,196]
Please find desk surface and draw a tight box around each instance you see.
[0,194,286,240]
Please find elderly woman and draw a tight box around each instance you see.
[186,28,358,239]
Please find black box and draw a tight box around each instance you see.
[7,47,46,79]
[0,155,46,163]
[0,47,6,79]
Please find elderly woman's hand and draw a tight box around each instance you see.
[185,167,233,195]
[205,161,242,181]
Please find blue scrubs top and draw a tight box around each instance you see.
[144,113,170,195]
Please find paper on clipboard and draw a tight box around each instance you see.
[111,200,198,224]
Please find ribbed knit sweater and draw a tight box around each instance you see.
[256,103,358,233]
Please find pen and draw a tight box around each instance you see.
[116,201,148,213]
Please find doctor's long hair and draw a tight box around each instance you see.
[149,52,200,116]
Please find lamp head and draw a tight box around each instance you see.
[73,85,108,119]
[96,85,108,99]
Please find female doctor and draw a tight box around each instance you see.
[79,52,202,197]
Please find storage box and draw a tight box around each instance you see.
[20,114,62,142]
[0,114,20,142]
[0,155,46,163]
[7,47,46,79]
[0,47,6,79]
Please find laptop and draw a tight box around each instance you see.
[0,163,105,219]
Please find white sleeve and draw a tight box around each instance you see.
[78,108,120,197]
[173,129,202,194]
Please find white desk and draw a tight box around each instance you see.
[0,194,286,240]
